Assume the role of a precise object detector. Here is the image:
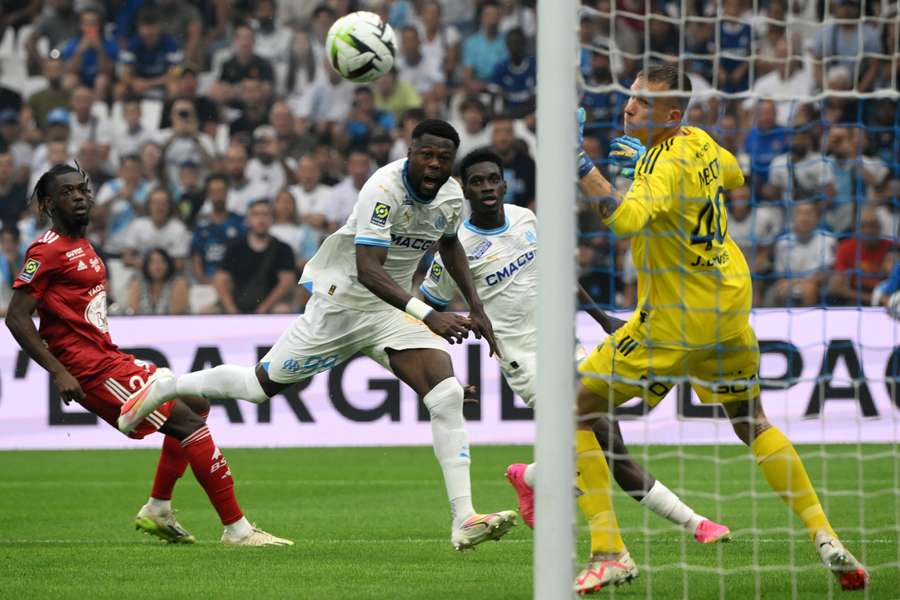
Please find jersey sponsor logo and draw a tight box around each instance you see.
[469,239,492,260]
[84,290,109,333]
[371,202,391,226]
[18,258,41,283]
[429,261,443,282]
[485,250,536,286]
[65,247,85,260]
[77,260,88,271]
[38,231,60,244]
[390,234,435,251]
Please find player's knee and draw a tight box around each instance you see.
[215,364,269,404]
[423,377,464,428]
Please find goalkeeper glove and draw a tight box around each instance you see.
[608,135,646,180]
[576,107,595,178]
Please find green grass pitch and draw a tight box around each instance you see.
[0,444,897,599]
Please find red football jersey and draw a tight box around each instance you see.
[13,229,121,383]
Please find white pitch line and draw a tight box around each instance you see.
[0,538,895,545]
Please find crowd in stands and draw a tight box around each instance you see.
[0,0,895,316]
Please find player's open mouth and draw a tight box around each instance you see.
[481,196,498,207]
[421,177,439,191]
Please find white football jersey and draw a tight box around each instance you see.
[420,204,538,349]
[300,158,464,311]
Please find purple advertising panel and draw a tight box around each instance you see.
[0,309,897,448]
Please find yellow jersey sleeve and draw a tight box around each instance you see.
[603,155,677,237]
[718,146,745,190]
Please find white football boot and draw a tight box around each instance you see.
[574,551,638,595]
[222,525,294,546]
[134,503,196,544]
[815,530,869,591]
[450,511,518,551]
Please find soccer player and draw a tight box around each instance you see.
[5,164,290,546]
[419,148,731,545]
[572,64,868,593]
[119,120,518,550]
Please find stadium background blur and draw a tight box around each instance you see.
[0,0,895,317]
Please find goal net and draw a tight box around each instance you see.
[545,0,900,597]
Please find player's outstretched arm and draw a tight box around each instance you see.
[5,289,84,404]
[577,284,626,334]
[576,108,623,220]
[356,244,472,345]
[436,235,502,357]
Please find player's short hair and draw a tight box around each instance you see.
[636,64,692,113]
[411,119,460,149]
[459,148,504,184]
[30,162,88,218]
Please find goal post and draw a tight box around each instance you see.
[534,0,579,598]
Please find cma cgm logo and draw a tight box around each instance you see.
[485,251,536,286]
[391,234,434,251]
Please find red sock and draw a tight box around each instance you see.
[181,425,244,525]
[150,411,208,501]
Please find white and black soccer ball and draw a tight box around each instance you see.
[326,11,396,83]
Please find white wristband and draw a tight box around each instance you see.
[405,297,433,321]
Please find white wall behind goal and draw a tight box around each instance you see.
[0,310,897,449]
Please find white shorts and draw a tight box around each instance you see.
[261,294,448,384]
[499,337,587,408]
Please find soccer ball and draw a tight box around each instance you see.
[326,11,396,83]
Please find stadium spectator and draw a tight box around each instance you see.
[374,69,423,122]
[68,86,111,161]
[0,225,21,314]
[0,112,30,183]
[139,140,165,189]
[214,199,296,314]
[284,30,322,121]
[327,148,372,229]
[462,0,508,94]
[291,54,354,139]
[812,0,881,92]
[345,86,397,147]
[743,36,814,126]
[718,0,752,93]
[111,97,155,163]
[753,0,787,77]
[396,25,446,100]
[155,0,202,66]
[117,7,183,101]
[269,189,319,272]
[210,23,275,105]
[827,207,894,305]
[251,0,291,70]
[29,139,71,194]
[222,143,268,216]
[159,65,220,136]
[29,109,74,188]
[489,115,535,208]
[765,128,835,204]
[825,125,889,234]
[0,152,27,228]
[498,0,536,39]
[269,100,314,160]
[289,154,333,233]
[413,1,461,81]
[489,27,536,118]
[768,201,836,306]
[95,154,152,254]
[172,160,206,226]
[743,99,788,194]
[866,98,899,176]
[229,76,274,139]
[126,248,189,315]
[24,0,79,75]
[75,141,112,192]
[61,7,117,97]
[389,108,425,161]
[190,173,245,285]
[118,187,191,270]
[158,99,216,188]
[451,97,491,162]
[367,128,393,168]
[821,65,861,124]
[726,185,782,304]
[26,56,70,130]
[246,126,288,200]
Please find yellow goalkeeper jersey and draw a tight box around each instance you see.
[603,126,751,348]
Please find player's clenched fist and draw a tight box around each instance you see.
[53,368,85,405]
[608,135,646,179]
[424,311,472,344]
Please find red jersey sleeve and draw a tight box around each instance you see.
[12,240,58,302]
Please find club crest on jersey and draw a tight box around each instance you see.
[524,230,537,245]
[371,202,391,226]
[435,215,447,231]
[429,261,444,282]
[468,239,492,260]
[18,258,40,283]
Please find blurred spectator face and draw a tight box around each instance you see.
[172,100,198,136]
[1,228,19,257]
[312,7,336,43]
[240,78,265,107]
[120,156,141,184]
[145,249,170,283]
[728,186,752,220]
[148,189,172,225]
[175,70,199,97]
[827,127,856,159]
[347,151,372,188]
[0,153,12,183]
[375,70,397,95]
[0,116,18,142]
[247,201,273,236]
[269,102,293,135]
[44,58,64,87]
[225,145,249,180]
[790,130,812,158]
[859,210,881,247]
[46,120,70,142]
[368,134,391,165]
[255,0,276,31]
[137,18,160,46]
[79,10,101,37]
[47,141,69,166]
[296,156,320,191]
[273,190,296,222]
[234,26,255,57]
[71,87,93,121]
[791,202,818,237]
[491,119,516,154]
[505,29,527,62]
[50,0,73,15]
[207,177,228,211]
[141,142,162,176]
[422,2,441,30]
[755,101,776,129]
[402,27,421,60]
[481,4,501,32]
[833,0,859,19]
[123,101,141,128]
[353,89,375,115]
[179,163,200,191]
[723,0,742,17]
[590,52,611,81]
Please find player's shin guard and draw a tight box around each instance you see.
[176,365,269,404]
[424,377,475,525]
[751,426,834,538]
[576,429,626,556]
[181,425,243,525]
[150,411,208,501]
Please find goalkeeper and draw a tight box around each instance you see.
[571,64,868,594]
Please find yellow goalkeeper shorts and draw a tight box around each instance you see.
[579,321,761,406]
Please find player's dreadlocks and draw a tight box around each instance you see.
[30,161,91,219]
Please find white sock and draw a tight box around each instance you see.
[639,480,705,532]
[176,365,269,404]
[524,463,536,488]
[223,516,253,539]
[424,377,475,528]
[147,497,171,513]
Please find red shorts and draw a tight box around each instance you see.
[79,354,175,439]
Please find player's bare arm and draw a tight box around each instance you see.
[437,235,501,357]
[5,289,85,404]
[356,243,471,344]
[577,284,626,334]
